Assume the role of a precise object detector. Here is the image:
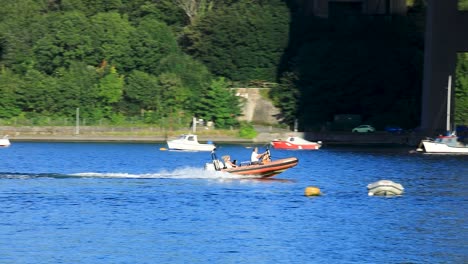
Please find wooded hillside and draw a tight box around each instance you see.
[0,0,466,131]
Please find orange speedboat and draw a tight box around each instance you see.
[205,149,299,178]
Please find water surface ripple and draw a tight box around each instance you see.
[0,143,467,263]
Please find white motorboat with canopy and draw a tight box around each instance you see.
[167,134,215,151]
[416,76,468,154]
[0,135,11,147]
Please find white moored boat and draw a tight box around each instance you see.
[417,134,468,154]
[167,134,215,151]
[271,136,322,150]
[0,135,11,147]
[416,76,468,154]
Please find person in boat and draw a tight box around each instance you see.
[251,147,268,164]
[222,155,237,168]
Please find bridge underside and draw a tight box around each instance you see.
[422,0,468,133]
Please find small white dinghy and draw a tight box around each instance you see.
[367,180,404,196]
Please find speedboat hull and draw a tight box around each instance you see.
[224,157,299,178]
[206,157,299,178]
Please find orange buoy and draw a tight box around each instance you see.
[304,186,321,196]
[160,147,167,151]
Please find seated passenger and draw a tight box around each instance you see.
[222,155,237,168]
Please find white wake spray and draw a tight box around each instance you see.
[70,167,259,180]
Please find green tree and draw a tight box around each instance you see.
[194,77,241,128]
[124,70,160,113]
[33,11,94,74]
[60,0,122,16]
[0,67,23,118]
[0,0,48,73]
[90,12,134,71]
[455,53,468,125]
[59,0,87,12]
[130,18,180,74]
[18,69,59,114]
[270,72,300,127]
[158,72,190,117]
[98,65,124,104]
[123,0,187,28]
[55,62,100,118]
[156,53,212,111]
[459,0,468,10]
[185,0,290,82]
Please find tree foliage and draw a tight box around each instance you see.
[0,68,23,118]
[0,0,458,133]
[194,77,241,128]
[0,1,245,126]
[185,0,290,83]
[455,53,468,126]
[130,17,180,74]
[270,72,300,126]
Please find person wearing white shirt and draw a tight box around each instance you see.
[251,147,265,164]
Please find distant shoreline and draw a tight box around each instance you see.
[2,125,423,146]
[7,132,420,147]
[8,135,258,144]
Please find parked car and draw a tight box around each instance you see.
[352,125,375,133]
[385,126,403,133]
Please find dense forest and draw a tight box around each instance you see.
[0,0,467,131]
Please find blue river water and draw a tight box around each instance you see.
[0,142,466,263]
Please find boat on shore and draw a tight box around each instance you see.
[416,76,468,154]
[167,134,215,151]
[271,136,322,150]
[0,135,11,147]
[205,148,299,178]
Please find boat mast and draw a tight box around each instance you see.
[446,75,452,132]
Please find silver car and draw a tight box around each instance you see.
[352,125,375,133]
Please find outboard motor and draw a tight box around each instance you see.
[205,149,223,171]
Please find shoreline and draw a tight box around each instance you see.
[7,133,420,147]
[8,135,258,144]
[2,126,423,146]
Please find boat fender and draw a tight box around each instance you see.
[304,186,321,196]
